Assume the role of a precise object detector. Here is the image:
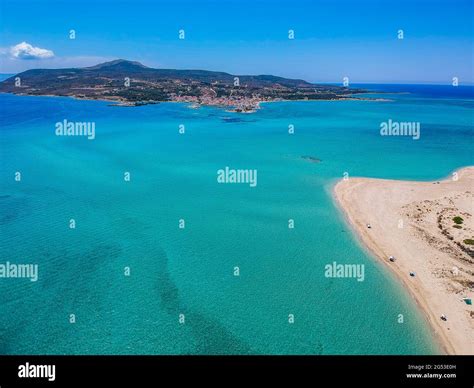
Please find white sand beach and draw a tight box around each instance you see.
[334,167,474,355]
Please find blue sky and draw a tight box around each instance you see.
[0,0,472,83]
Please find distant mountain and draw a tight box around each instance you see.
[84,59,149,71]
[0,59,365,111]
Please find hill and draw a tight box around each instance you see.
[0,59,365,111]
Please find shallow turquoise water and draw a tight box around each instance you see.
[0,87,472,354]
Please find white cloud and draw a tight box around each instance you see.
[10,42,54,60]
[0,55,116,73]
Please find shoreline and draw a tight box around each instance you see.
[0,91,389,112]
[333,168,474,355]
[333,187,453,355]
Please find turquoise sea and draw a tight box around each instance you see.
[0,84,473,354]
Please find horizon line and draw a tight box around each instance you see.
[0,73,472,87]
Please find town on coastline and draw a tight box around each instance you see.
[0,59,368,112]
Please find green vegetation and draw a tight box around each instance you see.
[453,225,462,229]
[452,216,464,225]
[463,239,474,245]
[0,59,367,106]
